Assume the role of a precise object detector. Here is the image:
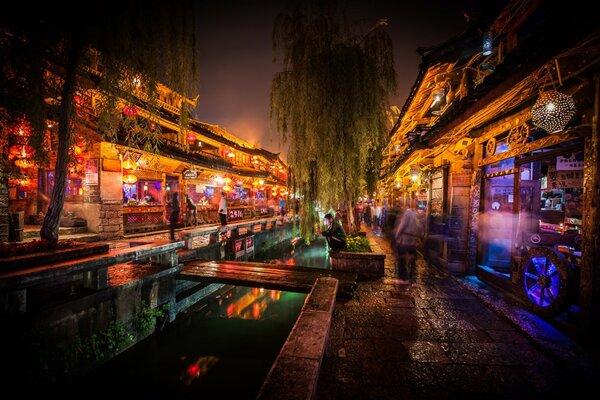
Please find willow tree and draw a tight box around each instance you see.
[0,2,197,243]
[271,1,397,241]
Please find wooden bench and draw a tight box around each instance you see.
[0,240,184,314]
[256,277,338,400]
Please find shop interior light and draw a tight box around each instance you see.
[259,179,264,185]
[411,174,418,182]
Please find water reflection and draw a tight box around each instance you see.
[68,286,307,399]
[254,236,330,269]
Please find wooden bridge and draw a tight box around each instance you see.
[180,260,358,298]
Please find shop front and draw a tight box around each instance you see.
[475,127,584,317]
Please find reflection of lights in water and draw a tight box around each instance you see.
[181,356,219,385]
[223,287,282,320]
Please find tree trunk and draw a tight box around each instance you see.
[40,39,83,243]
[343,172,354,235]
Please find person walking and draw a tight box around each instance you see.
[218,191,228,226]
[279,197,286,216]
[393,207,422,281]
[321,213,347,251]
[169,192,180,241]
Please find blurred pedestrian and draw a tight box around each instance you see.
[218,191,228,226]
[393,207,422,281]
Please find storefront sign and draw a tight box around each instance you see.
[85,159,99,185]
[183,168,198,179]
[556,152,584,170]
[548,167,583,189]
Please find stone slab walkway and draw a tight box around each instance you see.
[316,230,599,399]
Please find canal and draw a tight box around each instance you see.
[67,236,330,399]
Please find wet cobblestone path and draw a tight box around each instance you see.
[316,231,595,399]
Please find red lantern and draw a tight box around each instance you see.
[186,133,197,143]
[9,145,34,159]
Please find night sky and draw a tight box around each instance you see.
[193,0,502,158]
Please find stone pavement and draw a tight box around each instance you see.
[316,230,598,400]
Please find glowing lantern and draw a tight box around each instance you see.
[15,159,34,169]
[482,31,493,56]
[16,175,31,187]
[259,179,264,185]
[222,185,232,192]
[9,145,34,159]
[186,132,196,143]
[122,174,138,184]
[123,106,138,117]
[227,151,235,158]
[122,159,138,170]
[531,90,576,133]
[223,177,232,184]
[252,180,259,186]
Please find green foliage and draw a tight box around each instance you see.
[344,236,371,252]
[271,1,397,241]
[138,302,169,334]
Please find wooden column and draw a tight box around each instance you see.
[579,75,600,342]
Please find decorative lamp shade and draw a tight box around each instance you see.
[531,90,576,133]
[122,174,138,184]
[122,159,138,170]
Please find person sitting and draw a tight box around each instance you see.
[322,213,347,251]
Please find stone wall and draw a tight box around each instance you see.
[97,200,123,238]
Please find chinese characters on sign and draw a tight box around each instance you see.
[548,167,583,189]
[556,152,584,170]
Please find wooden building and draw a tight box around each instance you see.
[380,0,599,337]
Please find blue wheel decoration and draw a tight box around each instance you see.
[521,246,571,318]
[523,256,560,307]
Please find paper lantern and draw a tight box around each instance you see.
[531,90,576,133]
[122,174,138,184]
[222,185,232,192]
[15,159,35,169]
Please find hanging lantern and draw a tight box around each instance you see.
[186,132,197,143]
[227,151,235,158]
[122,159,138,170]
[15,159,35,169]
[9,145,34,159]
[531,90,576,133]
[223,177,232,184]
[482,31,493,56]
[223,185,232,192]
[252,180,259,186]
[16,174,31,187]
[122,174,138,184]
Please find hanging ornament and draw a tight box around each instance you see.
[531,90,576,133]
[15,159,35,169]
[122,174,138,184]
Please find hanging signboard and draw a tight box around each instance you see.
[183,168,198,180]
[548,165,583,189]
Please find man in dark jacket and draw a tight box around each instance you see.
[322,213,347,251]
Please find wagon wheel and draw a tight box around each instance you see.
[521,246,572,318]
[486,138,496,156]
[508,124,530,149]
